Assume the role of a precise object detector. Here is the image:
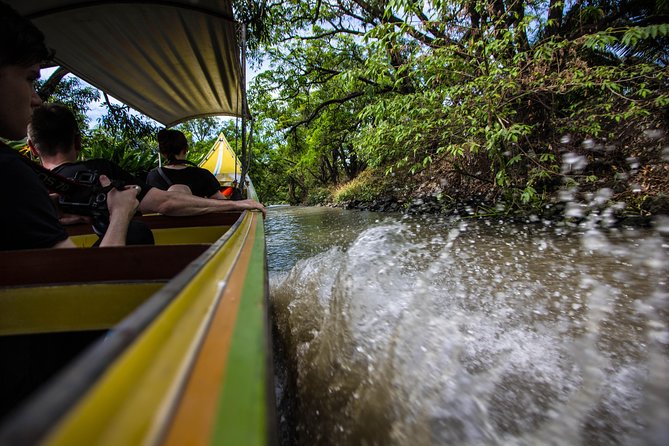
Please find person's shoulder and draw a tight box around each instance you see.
[146,167,160,179]
[53,160,85,176]
[193,166,216,176]
[86,158,120,170]
[0,145,36,183]
[0,142,14,154]
[0,143,42,176]
[0,142,23,161]
[86,158,136,178]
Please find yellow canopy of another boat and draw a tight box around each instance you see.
[198,133,242,184]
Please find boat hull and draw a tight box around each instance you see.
[0,206,275,445]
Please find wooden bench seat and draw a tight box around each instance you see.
[0,244,209,287]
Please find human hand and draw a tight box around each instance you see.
[59,214,93,225]
[241,199,266,218]
[100,175,140,219]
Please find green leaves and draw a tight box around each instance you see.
[584,31,618,51]
[621,24,669,46]
[243,0,668,209]
[520,186,537,204]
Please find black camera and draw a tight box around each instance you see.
[58,170,128,236]
[58,170,121,219]
[55,170,151,243]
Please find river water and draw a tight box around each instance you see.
[266,206,669,446]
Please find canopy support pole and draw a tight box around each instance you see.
[240,23,249,189]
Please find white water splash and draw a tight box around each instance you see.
[271,219,669,445]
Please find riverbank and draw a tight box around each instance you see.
[321,151,669,228]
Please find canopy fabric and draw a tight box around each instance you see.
[10,1,243,126]
[199,133,241,183]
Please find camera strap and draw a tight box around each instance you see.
[156,167,173,188]
[17,152,95,196]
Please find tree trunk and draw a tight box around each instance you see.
[546,0,564,37]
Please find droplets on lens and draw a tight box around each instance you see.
[654,215,669,235]
[562,152,588,174]
[643,129,664,140]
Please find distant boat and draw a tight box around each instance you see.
[199,133,242,183]
[0,2,275,445]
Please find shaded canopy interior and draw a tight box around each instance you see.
[10,1,243,126]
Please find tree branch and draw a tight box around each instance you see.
[38,67,69,101]
[286,87,390,131]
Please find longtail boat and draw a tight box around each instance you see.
[0,1,275,445]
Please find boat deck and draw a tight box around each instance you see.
[0,209,274,445]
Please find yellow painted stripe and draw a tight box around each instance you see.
[41,215,254,446]
[70,233,100,248]
[160,215,257,445]
[0,283,162,335]
[69,225,232,246]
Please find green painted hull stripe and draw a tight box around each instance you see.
[212,218,267,445]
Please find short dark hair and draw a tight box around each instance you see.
[29,103,79,156]
[157,128,188,161]
[0,2,52,68]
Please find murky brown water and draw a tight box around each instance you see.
[267,206,669,445]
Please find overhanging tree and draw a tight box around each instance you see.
[250,0,668,207]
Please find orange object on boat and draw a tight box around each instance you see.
[221,186,234,198]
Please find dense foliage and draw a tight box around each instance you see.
[249,0,669,212]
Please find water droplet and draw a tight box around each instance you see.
[654,216,669,235]
[582,229,609,251]
[565,202,584,218]
[562,152,588,173]
[650,330,669,344]
[582,138,595,149]
[593,188,613,205]
[643,129,664,140]
[559,189,575,202]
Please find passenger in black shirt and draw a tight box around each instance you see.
[28,104,266,218]
[0,3,139,250]
[147,129,223,199]
[0,143,69,249]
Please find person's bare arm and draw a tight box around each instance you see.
[53,238,77,248]
[98,175,141,247]
[98,177,140,247]
[139,188,266,218]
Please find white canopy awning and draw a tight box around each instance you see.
[10,1,243,126]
